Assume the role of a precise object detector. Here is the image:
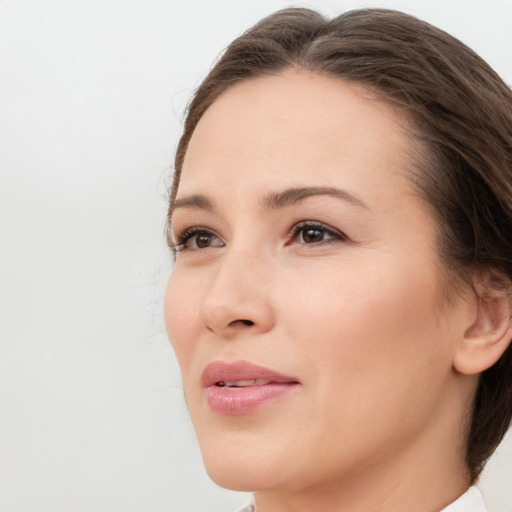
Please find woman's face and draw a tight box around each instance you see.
[165,71,470,493]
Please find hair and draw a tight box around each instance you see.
[169,8,512,482]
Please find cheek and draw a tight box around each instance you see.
[279,259,452,402]
[270,261,455,470]
[164,272,200,373]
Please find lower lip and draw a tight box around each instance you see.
[206,383,299,415]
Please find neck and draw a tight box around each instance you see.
[253,459,469,512]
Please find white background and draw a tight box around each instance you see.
[1,1,511,511]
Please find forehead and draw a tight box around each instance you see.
[178,70,415,205]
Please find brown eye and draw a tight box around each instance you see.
[291,222,345,245]
[186,231,223,250]
[174,228,224,252]
[195,233,214,248]
[301,228,326,243]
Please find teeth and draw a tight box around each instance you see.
[216,379,271,388]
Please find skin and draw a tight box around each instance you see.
[164,70,483,512]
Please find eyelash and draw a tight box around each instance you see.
[171,221,346,253]
[171,226,221,253]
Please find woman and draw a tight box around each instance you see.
[164,8,512,512]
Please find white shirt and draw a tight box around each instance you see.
[441,487,486,512]
[238,487,486,512]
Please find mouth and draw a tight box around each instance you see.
[215,379,275,388]
[201,360,300,415]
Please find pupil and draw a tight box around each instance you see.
[303,228,323,243]
[196,234,211,248]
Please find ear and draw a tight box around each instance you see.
[453,276,512,375]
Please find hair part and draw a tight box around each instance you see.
[170,7,512,481]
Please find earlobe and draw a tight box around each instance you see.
[453,280,512,375]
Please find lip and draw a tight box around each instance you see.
[201,360,300,415]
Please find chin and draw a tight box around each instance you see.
[197,430,291,492]
[203,455,275,492]
[190,402,296,491]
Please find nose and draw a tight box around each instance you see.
[199,249,275,338]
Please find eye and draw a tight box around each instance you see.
[289,221,346,245]
[172,227,224,252]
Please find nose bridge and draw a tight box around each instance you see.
[199,245,274,336]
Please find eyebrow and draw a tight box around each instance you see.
[169,186,369,221]
[169,194,214,220]
[261,186,369,210]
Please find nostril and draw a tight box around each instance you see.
[230,319,254,327]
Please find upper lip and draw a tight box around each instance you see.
[201,360,300,388]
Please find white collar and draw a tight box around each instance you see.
[440,487,486,512]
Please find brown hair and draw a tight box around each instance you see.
[169,8,512,481]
